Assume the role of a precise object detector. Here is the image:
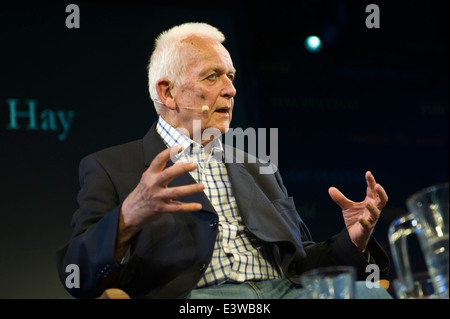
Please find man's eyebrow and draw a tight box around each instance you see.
[201,66,236,76]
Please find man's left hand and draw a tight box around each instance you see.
[328,171,388,252]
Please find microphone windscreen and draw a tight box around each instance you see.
[201,105,209,112]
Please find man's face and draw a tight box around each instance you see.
[172,36,236,142]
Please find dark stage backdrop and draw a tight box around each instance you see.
[1,0,448,298]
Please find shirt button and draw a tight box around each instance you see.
[199,264,207,272]
[210,219,218,231]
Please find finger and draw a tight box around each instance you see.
[148,145,183,174]
[375,184,388,208]
[157,161,199,186]
[328,187,354,210]
[358,216,374,231]
[365,171,377,197]
[160,183,205,200]
[165,200,203,213]
[365,200,381,223]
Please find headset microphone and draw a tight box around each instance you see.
[178,105,210,112]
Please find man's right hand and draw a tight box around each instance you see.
[114,145,204,261]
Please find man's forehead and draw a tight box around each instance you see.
[180,34,218,47]
[181,35,234,71]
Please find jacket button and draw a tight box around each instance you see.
[210,219,218,231]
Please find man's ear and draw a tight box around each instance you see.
[156,78,177,110]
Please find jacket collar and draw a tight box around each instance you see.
[142,121,167,168]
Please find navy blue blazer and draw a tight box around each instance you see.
[56,122,389,298]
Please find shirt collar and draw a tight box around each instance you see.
[156,116,223,163]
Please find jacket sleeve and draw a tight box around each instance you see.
[56,155,123,298]
[300,227,390,281]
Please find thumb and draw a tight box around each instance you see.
[328,187,353,210]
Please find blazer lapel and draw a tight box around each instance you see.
[223,145,256,222]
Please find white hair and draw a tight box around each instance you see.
[147,22,226,114]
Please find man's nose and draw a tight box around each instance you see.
[221,75,236,98]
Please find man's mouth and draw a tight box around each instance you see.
[215,106,230,113]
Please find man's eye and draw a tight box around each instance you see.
[207,73,217,80]
[227,74,235,81]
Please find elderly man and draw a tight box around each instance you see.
[57,22,389,299]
